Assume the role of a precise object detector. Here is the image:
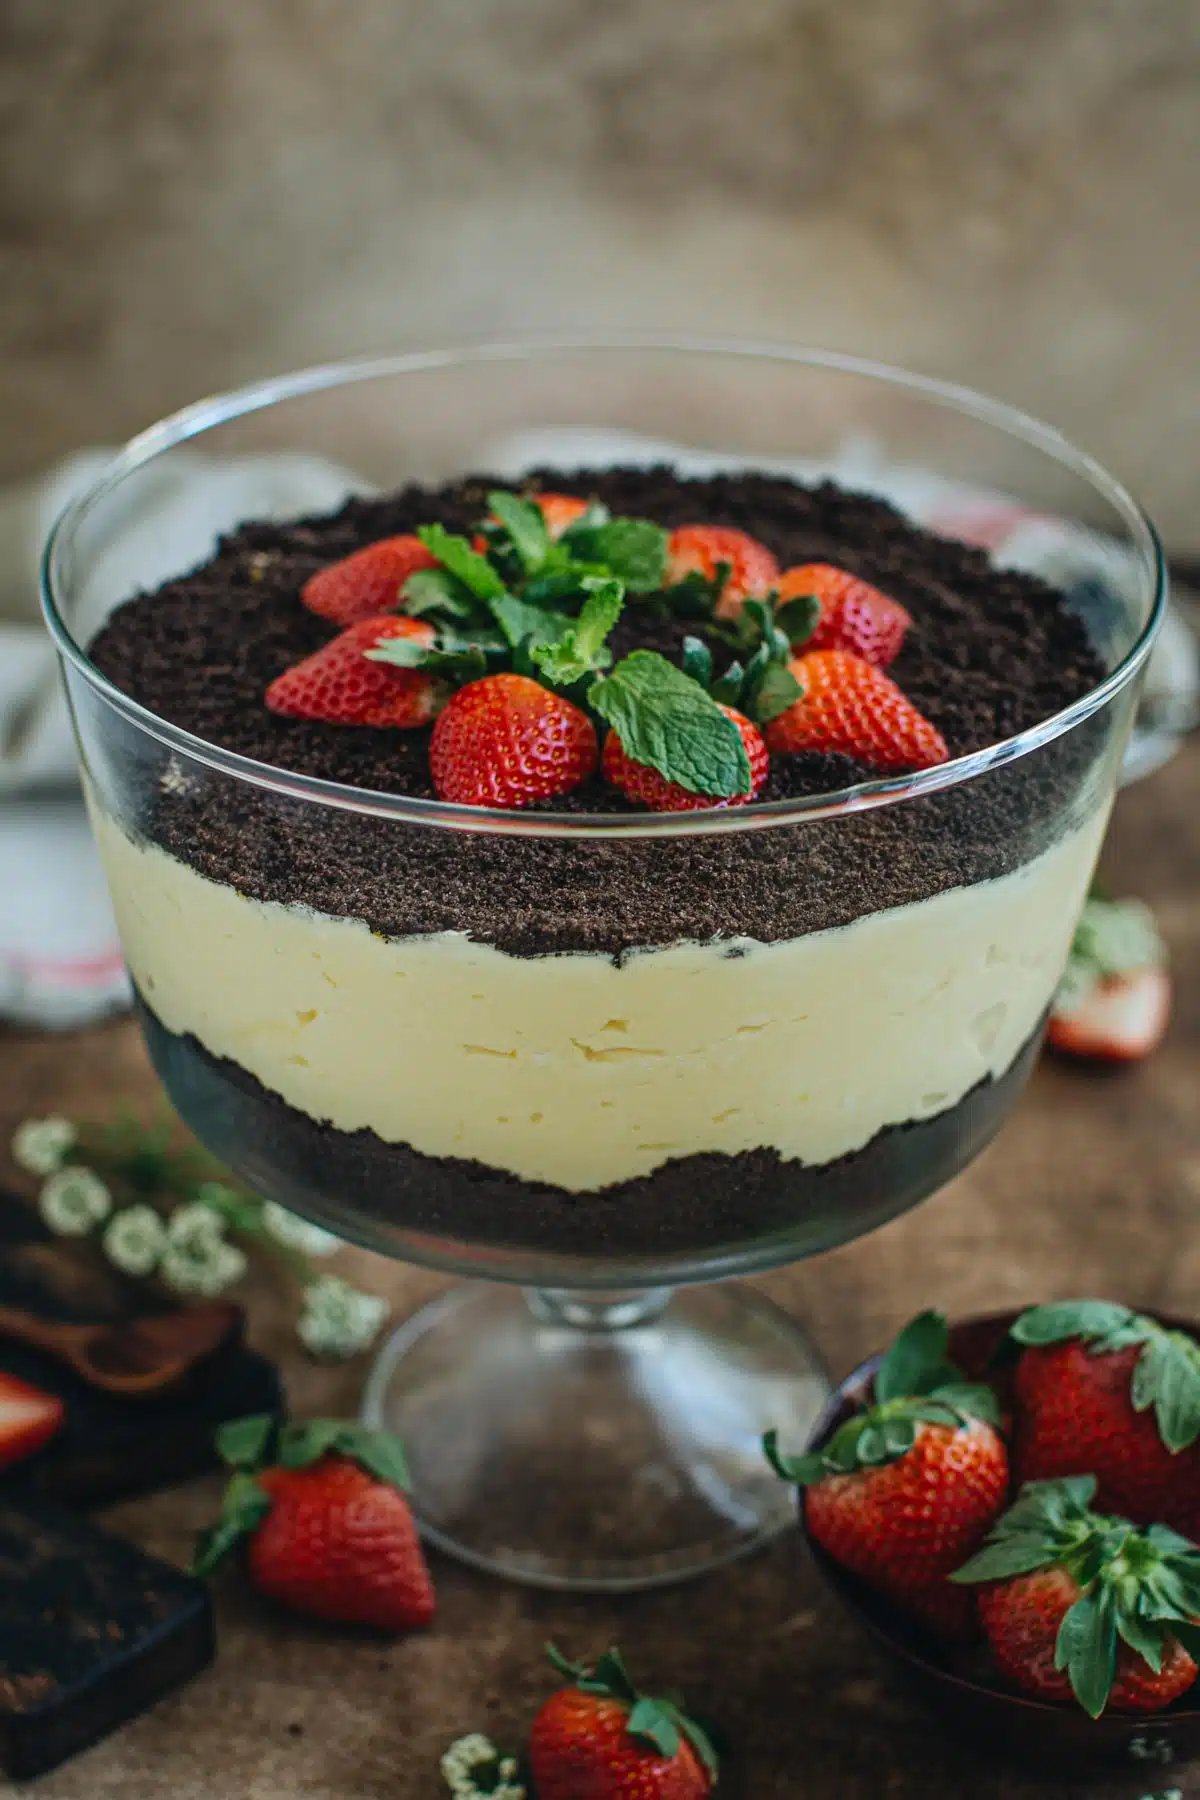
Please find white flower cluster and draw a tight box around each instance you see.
[158,1203,247,1296]
[38,1166,112,1236]
[440,1734,525,1800]
[298,1276,388,1360]
[262,1201,343,1258]
[12,1116,77,1177]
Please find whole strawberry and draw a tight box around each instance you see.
[776,563,911,667]
[302,535,440,627]
[429,672,598,808]
[665,525,780,620]
[953,1475,1200,1716]
[1008,1300,1200,1541]
[764,648,948,771]
[602,704,768,811]
[529,1645,717,1800]
[193,1415,434,1631]
[766,1310,1008,1638]
[266,615,440,728]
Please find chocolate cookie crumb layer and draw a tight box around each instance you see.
[87,469,1110,956]
[139,995,1045,1269]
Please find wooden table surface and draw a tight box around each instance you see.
[1,745,1198,1800]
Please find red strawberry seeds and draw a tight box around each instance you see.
[777,563,911,667]
[529,1646,717,1800]
[301,536,440,628]
[266,616,441,729]
[429,673,598,808]
[665,525,780,621]
[764,649,949,771]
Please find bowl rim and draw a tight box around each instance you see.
[799,1304,1200,1732]
[40,333,1167,841]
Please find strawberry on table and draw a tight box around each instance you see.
[776,563,911,667]
[0,1371,65,1472]
[193,1414,434,1631]
[665,525,780,621]
[765,1310,1008,1639]
[265,615,441,729]
[763,648,949,771]
[953,1474,1200,1716]
[429,672,598,808]
[1048,893,1170,1063]
[1008,1299,1200,1542]
[529,1644,718,1800]
[602,704,768,812]
[301,536,441,627]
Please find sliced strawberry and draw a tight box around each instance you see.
[602,705,768,812]
[777,563,911,667]
[265,616,440,728]
[764,649,948,771]
[0,1371,65,1472]
[1047,967,1171,1063]
[665,526,780,620]
[301,536,440,627]
[429,673,598,808]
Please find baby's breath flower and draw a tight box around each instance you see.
[102,1204,167,1277]
[39,1165,112,1235]
[440,1734,525,1800]
[262,1201,342,1258]
[159,1204,247,1296]
[297,1276,387,1360]
[12,1116,77,1177]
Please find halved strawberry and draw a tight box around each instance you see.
[429,672,598,808]
[0,1371,65,1472]
[764,649,948,771]
[602,705,768,812]
[777,563,911,667]
[665,526,780,621]
[265,616,440,728]
[1048,968,1170,1063]
[301,536,440,628]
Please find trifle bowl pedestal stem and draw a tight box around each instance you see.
[361,1280,829,1591]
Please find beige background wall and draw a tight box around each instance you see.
[1,0,1197,543]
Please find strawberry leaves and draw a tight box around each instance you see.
[192,1413,411,1576]
[765,1310,1001,1485]
[1012,1302,1200,1453]
[953,1475,1200,1717]
[545,1645,719,1780]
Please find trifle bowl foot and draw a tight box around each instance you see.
[361,1280,830,1592]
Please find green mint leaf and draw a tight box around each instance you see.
[522,563,611,607]
[565,518,668,593]
[277,1418,346,1468]
[215,1413,276,1471]
[192,1471,271,1576]
[1011,1300,1139,1349]
[626,1699,681,1760]
[589,650,752,798]
[750,663,803,724]
[950,1535,1059,1584]
[531,578,623,687]
[680,636,713,689]
[874,1310,953,1404]
[776,592,822,646]
[401,567,480,621]
[709,660,745,708]
[417,523,507,601]
[487,490,550,574]
[333,1424,411,1490]
[1056,1586,1118,1718]
[558,500,610,539]
[1131,1328,1200,1453]
[490,593,574,652]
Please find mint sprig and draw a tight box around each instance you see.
[1011,1301,1200,1453]
[417,524,507,602]
[487,491,550,574]
[562,517,668,593]
[531,579,624,688]
[590,651,753,798]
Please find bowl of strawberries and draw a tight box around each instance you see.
[768,1302,1200,1773]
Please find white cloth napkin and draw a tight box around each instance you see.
[0,433,1193,1029]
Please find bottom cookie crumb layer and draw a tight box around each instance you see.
[138,996,1045,1274]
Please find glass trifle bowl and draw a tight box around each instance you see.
[42,340,1164,1591]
